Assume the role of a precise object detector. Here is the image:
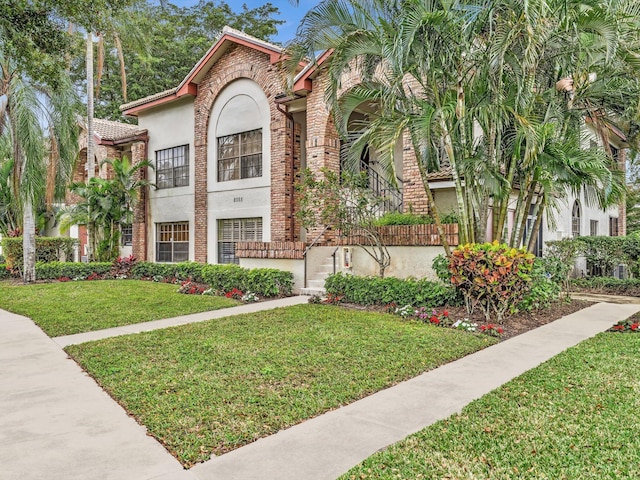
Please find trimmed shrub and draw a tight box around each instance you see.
[324,272,461,307]
[36,262,112,280]
[130,261,293,297]
[2,237,77,272]
[571,277,640,297]
[0,264,9,279]
[449,242,535,322]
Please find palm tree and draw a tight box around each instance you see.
[0,57,79,282]
[288,0,639,253]
[60,156,151,261]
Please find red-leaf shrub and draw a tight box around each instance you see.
[449,241,534,323]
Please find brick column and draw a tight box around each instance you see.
[193,143,208,263]
[401,130,430,214]
[131,141,148,260]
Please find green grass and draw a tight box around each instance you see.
[65,304,496,466]
[341,331,640,479]
[0,280,239,336]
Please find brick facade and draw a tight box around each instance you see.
[131,141,148,260]
[401,130,430,214]
[193,44,294,262]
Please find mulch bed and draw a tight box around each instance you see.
[340,299,595,341]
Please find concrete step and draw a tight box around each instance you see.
[307,279,326,289]
[299,287,326,296]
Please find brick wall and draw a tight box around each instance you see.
[334,223,458,247]
[131,141,148,260]
[401,130,430,214]
[235,241,305,260]
[193,44,292,263]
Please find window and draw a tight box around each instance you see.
[609,217,619,236]
[156,145,189,189]
[571,201,581,237]
[589,220,599,237]
[156,222,189,262]
[217,129,262,182]
[121,224,133,246]
[218,218,263,264]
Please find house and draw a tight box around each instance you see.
[104,26,624,290]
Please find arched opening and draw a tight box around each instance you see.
[571,200,581,237]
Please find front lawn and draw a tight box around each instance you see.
[65,304,496,466]
[0,280,239,336]
[341,331,640,479]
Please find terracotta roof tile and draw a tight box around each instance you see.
[92,118,146,141]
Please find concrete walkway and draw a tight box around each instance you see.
[570,291,640,304]
[53,295,310,347]
[1,300,639,480]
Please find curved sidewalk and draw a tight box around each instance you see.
[1,300,639,480]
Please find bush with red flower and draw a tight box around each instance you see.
[224,288,244,300]
[178,281,207,295]
[608,319,640,333]
[479,324,504,337]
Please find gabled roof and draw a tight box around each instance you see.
[121,26,285,117]
[292,49,332,94]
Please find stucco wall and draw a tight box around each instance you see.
[138,97,196,261]
[344,246,447,280]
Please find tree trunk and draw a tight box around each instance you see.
[22,197,36,283]
[86,32,95,261]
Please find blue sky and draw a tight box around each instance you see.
[169,1,320,43]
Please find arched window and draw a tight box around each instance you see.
[571,201,581,237]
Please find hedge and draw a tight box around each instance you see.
[571,277,640,297]
[0,264,9,279]
[130,261,293,297]
[36,262,113,280]
[325,272,461,307]
[2,237,77,271]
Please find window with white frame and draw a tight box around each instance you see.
[156,222,189,262]
[571,201,581,237]
[156,145,189,189]
[217,129,262,182]
[589,220,598,237]
[218,218,262,264]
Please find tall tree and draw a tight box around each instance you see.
[0,60,79,282]
[70,0,284,120]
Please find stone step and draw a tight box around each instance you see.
[299,287,326,296]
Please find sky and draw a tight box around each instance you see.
[169,0,320,44]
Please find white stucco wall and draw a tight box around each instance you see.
[138,98,196,261]
[206,78,272,264]
[345,246,447,280]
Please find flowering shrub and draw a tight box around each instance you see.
[452,319,478,332]
[225,288,244,300]
[241,291,259,303]
[449,241,535,323]
[394,304,414,319]
[415,308,453,327]
[111,255,137,278]
[178,281,207,295]
[479,324,504,337]
[324,292,344,305]
[608,319,640,333]
[86,272,102,281]
[58,276,71,282]
[384,302,397,313]
[202,288,215,296]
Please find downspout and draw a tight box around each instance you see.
[142,139,149,261]
[276,102,297,241]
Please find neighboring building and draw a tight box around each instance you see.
[112,26,625,289]
[52,118,148,261]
